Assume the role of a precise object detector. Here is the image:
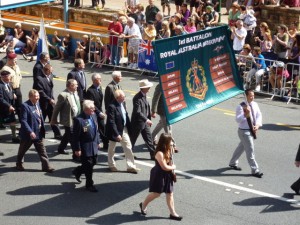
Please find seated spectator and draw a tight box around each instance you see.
[174,25,187,36]
[11,23,26,50]
[0,20,5,43]
[202,5,219,28]
[245,46,267,91]
[98,44,111,68]
[228,2,241,27]
[142,21,157,41]
[155,12,163,39]
[169,13,183,37]
[24,27,39,57]
[236,44,254,76]
[0,29,13,53]
[48,31,61,59]
[157,20,171,39]
[272,24,289,60]
[58,33,71,60]
[180,3,191,25]
[239,6,257,45]
[184,17,197,33]
[75,34,90,61]
[269,61,290,91]
[287,33,300,87]
[92,38,103,67]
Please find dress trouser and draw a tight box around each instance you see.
[108,127,135,169]
[97,117,108,147]
[17,139,50,170]
[229,128,259,174]
[74,155,97,188]
[151,113,176,146]
[130,124,155,157]
[42,104,61,137]
[58,126,74,152]
[13,87,22,121]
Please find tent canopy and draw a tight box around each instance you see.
[0,0,55,11]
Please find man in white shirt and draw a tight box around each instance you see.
[231,20,247,54]
[228,89,263,178]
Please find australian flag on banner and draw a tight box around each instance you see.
[138,40,157,72]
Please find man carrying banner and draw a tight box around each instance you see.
[228,89,263,178]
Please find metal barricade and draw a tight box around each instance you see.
[284,62,300,103]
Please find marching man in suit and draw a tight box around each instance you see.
[72,100,101,192]
[106,89,139,173]
[16,89,54,173]
[291,144,300,195]
[51,79,81,159]
[104,71,123,112]
[130,79,155,160]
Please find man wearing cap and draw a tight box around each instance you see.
[120,17,142,69]
[16,89,54,173]
[1,52,22,121]
[33,64,62,140]
[67,58,87,102]
[145,0,160,23]
[108,15,123,66]
[104,71,123,112]
[130,79,155,160]
[0,70,19,143]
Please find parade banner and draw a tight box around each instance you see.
[152,25,244,125]
[0,0,54,10]
[138,40,158,72]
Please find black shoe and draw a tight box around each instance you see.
[72,155,81,163]
[252,172,263,178]
[54,135,63,140]
[150,155,155,161]
[0,151,3,156]
[86,186,98,192]
[291,185,300,195]
[12,137,20,143]
[139,202,147,215]
[229,165,242,171]
[102,144,109,150]
[58,150,69,155]
[169,214,183,221]
[42,167,55,173]
[72,169,81,183]
[0,124,6,129]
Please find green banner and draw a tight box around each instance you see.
[152,25,244,125]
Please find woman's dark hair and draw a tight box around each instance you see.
[155,133,172,159]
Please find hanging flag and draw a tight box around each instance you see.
[138,40,157,72]
[152,26,244,125]
[37,15,49,62]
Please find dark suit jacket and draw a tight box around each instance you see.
[0,80,14,116]
[19,100,45,141]
[33,73,54,111]
[33,61,44,82]
[67,68,86,101]
[296,144,300,161]
[86,85,104,118]
[104,81,120,111]
[106,100,131,142]
[131,91,151,130]
[73,113,100,157]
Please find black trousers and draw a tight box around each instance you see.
[70,0,80,6]
[13,87,22,121]
[130,124,155,156]
[97,117,108,147]
[74,155,97,188]
[41,104,61,137]
[58,126,75,152]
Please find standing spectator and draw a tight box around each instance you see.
[33,52,50,82]
[86,73,108,150]
[106,89,139,173]
[1,53,22,121]
[108,15,123,66]
[231,20,247,54]
[72,100,101,192]
[239,6,257,45]
[161,0,171,16]
[245,47,267,91]
[151,84,178,151]
[189,0,201,14]
[104,71,123,112]
[143,21,157,41]
[290,144,300,195]
[125,0,139,13]
[120,17,142,69]
[130,79,155,160]
[75,34,90,61]
[67,58,87,102]
[225,0,235,15]
[16,89,54,173]
[69,0,80,7]
[174,0,184,13]
[93,0,105,9]
[255,32,272,53]
[273,24,289,60]
[0,70,19,143]
[228,2,240,27]
[33,64,62,139]
[228,89,263,178]
[155,12,163,39]
[287,22,298,49]
[11,23,26,49]
[50,79,81,157]
[145,0,160,23]
[180,3,191,26]
[136,4,146,33]
[139,133,182,221]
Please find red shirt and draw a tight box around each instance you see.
[108,22,123,46]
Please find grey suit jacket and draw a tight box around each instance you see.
[104,80,121,111]
[51,89,80,127]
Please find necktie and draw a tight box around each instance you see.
[35,105,41,127]
[89,116,96,132]
[73,93,81,115]
[80,71,86,89]
[6,84,11,93]
[249,104,256,126]
[120,103,126,126]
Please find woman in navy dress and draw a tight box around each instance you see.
[139,133,182,221]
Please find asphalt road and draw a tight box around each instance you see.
[0,53,300,225]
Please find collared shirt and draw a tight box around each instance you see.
[69,91,80,116]
[236,101,262,129]
[120,102,126,126]
[1,65,22,89]
[233,27,247,51]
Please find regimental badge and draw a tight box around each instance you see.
[186,58,208,100]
